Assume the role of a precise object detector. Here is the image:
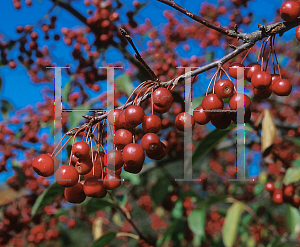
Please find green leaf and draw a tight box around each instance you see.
[289,137,300,147]
[11,159,25,186]
[0,99,14,118]
[62,80,72,103]
[196,195,227,210]
[115,74,133,96]
[69,104,91,129]
[116,194,127,206]
[283,167,300,185]
[172,200,183,219]
[193,125,235,165]
[292,158,300,168]
[85,198,114,215]
[188,209,206,236]
[222,202,244,247]
[121,171,140,185]
[31,182,65,218]
[286,204,300,236]
[156,219,184,247]
[151,178,171,205]
[90,231,117,247]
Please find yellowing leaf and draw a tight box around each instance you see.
[261,110,277,156]
[92,217,103,240]
[222,202,244,247]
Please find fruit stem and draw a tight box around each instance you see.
[51,131,73,156]
[272,36,282,78]
[206,68,220,96]
[122,81,151,109]
[241,47,251,64]
[53,135,73,158]
[151,87,154,115]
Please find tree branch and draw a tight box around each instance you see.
[157,0,300,42]
[108,192,156,246]
[157,0,241,39]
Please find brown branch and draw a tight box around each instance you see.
[120,28,159,82]
[157,0,242,39]
[157,0,300,43]
[107,192,156,246]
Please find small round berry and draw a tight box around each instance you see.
[64,183,86,204]
[280,1,300,22]
[153,103,172,114]
[271,74,281,83]
[229,93,251,112]
[8,60,17,69]
[123,162,143,174]
[140,133,160,152]
[119,110,135,129]
[284,185,295,200]
[104,174,121,190]
[214,79,234,98]
[264,182,275,192]
[202,94,224,110]
[72,141,90,158]
[55,165,79,187]
[245,63,261,82]
[295,25,300,41]
[114,129,133,149]
[32,154,54,177]
[153,88,173,108]
[142,114,162,133]
[107,109,122,129]
[293,196,300,208]
[75,157,93,175]
[105,150,123,170]
[211,112,231,129]
[107,167,122,176]
[251,71,272,89]
[146,142,167,160]
[175,113,195,131]
[228,62,244,79]
[125,105,145,127]
[272,188,283,204]
[123,143,145,167]
[253,86,272,99]
[193,106,211,125]
[272,78,292,96]
[83,177,106,197]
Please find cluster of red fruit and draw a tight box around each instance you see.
[265,182,300,206]
[230,61,292,98]
[192,57,292,130]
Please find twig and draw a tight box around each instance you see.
[157,0,242,39]
[120,28,159,82]
[157,0,300,43]
[107,192,156,246]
